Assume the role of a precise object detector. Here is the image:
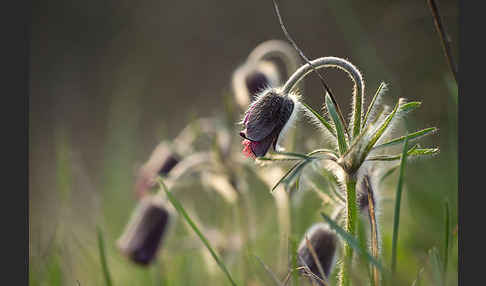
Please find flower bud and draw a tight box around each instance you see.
[297,223,338,283]
[135,142,180,197]
[117,196,171,266]
[239,89,300,158]
[232,60,282,109]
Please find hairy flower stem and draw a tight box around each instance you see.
[340,175,358,286]
[282,57,364,140]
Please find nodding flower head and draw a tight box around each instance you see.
[117,196,171,266]
[297,223,338,283]
[232,60,281,109]
[135,142,180,198]
[239,88,300,158]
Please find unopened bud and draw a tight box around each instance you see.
[135,142,180,197]
[297,223,338,283]
[117,196,171,265]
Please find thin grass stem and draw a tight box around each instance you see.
[157,178,238,286]
[426,0,458,83]
[271,0,351,140]
[391,136,409,275]
[443,201,450,277]
[96,226,113,286]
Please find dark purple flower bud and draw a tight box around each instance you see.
[158,154,180,176]
[117,196,171,266]
[135,142,180,197]
[232,60,281,109]
[239,89,300,158]
[245,70,271,96]
[297,223,338,283]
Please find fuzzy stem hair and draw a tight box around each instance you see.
[282,57,365,140]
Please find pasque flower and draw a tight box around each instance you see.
[117,196,171,265]
[245,63,278,96]
[298,223,338,284]
[233,60,281,109]
[238,54,438,286]
[232,40,299,109]
[135,142,180,198]
[239,89,300,158]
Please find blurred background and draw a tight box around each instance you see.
[30,0,458,285]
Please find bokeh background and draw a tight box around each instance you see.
[29,0,458,285]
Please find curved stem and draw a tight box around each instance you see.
[282,57,365,140]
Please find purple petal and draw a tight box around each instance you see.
[246,92,294,142]
[250,133,277,157]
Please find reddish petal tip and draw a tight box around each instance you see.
[241,139,256,159]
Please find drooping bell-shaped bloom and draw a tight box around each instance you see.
[232,60,281,109]
[117,196,171,265]
[297,223,338,284]
[239,89,299,158]
[135,142,180,198]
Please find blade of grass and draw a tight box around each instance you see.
[391,136,409,275]
[427,0,458,83]
[320,212,385,272]
[96,226,113,286]
[157,178,238,286]
[443,201,450,276]
[325,93,348,155]
[301,101,337,137]
[271,0,350,140]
